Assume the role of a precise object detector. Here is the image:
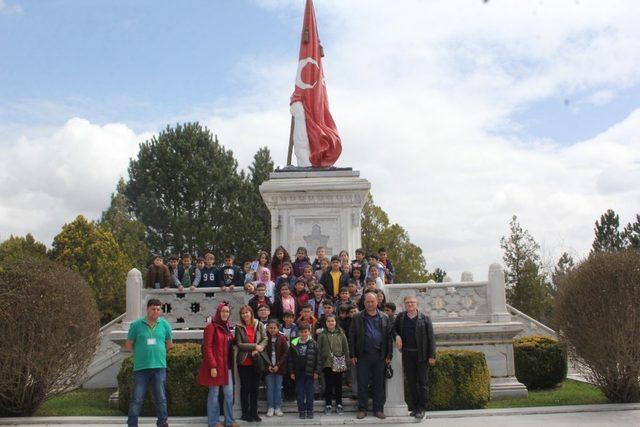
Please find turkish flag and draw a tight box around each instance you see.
[290,0,342,167]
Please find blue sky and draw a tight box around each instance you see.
[1,0,639,278]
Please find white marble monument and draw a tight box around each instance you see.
[259,169,370,257]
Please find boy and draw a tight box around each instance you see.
[288,323,319,419]
[192,257,205,288]
[347,280,359,303]
[257,305,271,326]
[378,247,396,284]
[350,248,369,276]
[297,304,317,336]
[145,254,171,289]
[167,254,181,288]
[177,253,199,290]
[219,254,242,291]
[280,310,299,401]
[311,246,327,273]
[249,283,273,318]
[335,287,351,310]
[358,279,378,310]
[320,255,349,299]
[243,261,254,285]
[199,253,219,288]
[316,300,335,332]
[308,285,326,319]
[384,302,397,322]
[366,253,386,284]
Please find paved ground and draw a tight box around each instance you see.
[2,404,639,426]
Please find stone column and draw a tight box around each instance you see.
[125,268,143,326]
[384,345,408,416]
[488,263,511,323]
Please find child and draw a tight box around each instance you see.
[341,261,351,277]
[320,255,349,299]
[351,268,364,294]
[366,253,386,285]
[254,267,276,302]
[257,305,271,326]
[250,251,271,281]
[376,289,387,310]
[338,250,350,266]
[292,279,310,311]
[338,304,351,335]
[367,264,385,289]
[384,302,396,322]
[378,247,396,284]
[274,262,296,300]
[317,314,349,415]
[192,257,205,287]
[167,254,181,288]
[145,254,171,289]
[347,279,360,303]
[248,283,273,318]
[264,319,288,417]
[200,253,219,288]
[358,279,378,310]
[178,253,199,290]
[280,311,299,402]
[348,305,359,397]
[288,323,319,419]
[270,246,291,280]
[243,261,254,290]
[316,300,335,332]
[292,246,311,278]
[315,258,330,282]
[301,265,318,289]
[308,285,326,319]
[311,246,327,273]
[335,287,351,311]
[272,282,298,321]
[297,304,317,337]
[350,248,369,277]
[220,254,242,291]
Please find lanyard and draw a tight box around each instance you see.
[146,321,158,339]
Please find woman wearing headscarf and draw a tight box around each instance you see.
[198,302,238,427]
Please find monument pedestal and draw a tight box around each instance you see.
[259,169,371,257]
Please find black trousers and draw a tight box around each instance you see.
[401,350,429,412]
[356,352,385,412]
[323,367,343,405]
[238,365,259,416]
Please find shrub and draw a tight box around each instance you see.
[118,343,207,416]
[555,250,640,403]
[0,258,100,416]
[514,335,567,389]
[428,349,490,410]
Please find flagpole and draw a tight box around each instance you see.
[286,115,295,166]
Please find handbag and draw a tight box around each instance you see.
[327,334,347,373]
[252,351,265,373]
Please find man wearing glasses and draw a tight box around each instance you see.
[393,295,436,420]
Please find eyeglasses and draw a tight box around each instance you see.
[405,301,417,304]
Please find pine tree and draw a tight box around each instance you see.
[247,147,274,254]
[621,214,640,249]
[430,267,447,283]
[0,234,47,265]
[591,209,623,253]
[552,251,574,289]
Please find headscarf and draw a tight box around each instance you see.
[256,267,271,284]
[212,301,231,334]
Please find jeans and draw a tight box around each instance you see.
[238,365,259,416]
[207,369,235,426]
[356,352,385,412]
[323,367,343,405]
[295,374,315,412]
[402,350,429,412]
[265,373,283,409]
[127,368,167,427]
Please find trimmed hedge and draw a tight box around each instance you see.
[428,349,491,410]
[117,343,207,416]
[514,335,567,390]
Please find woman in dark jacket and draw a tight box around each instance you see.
[234,305,267,422]
[197,302,238,427]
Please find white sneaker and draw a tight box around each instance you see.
[266,408,274,417]
[275,408,284,417]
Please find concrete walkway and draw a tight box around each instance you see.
[1,404,639,426]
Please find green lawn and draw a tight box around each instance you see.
[487,379,608,409]
[35,388,122,416]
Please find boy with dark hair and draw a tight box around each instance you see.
[192,257,205,287]
[378,247,396,284]
[311,246,327,273]
[248,283,273,318]
[199,253,219,288]
[351,248,369,276]
[280,310,298,401]
[336,287,351,310]
[167,255,181,288]
[145,255,172,289]
[308,285,326,319]
[358,279,379,310]
[257,305,271,326]
[178,253,200,290]
[316,299,335,332]
[384,302,397,322]
[288,322,319,419]
[219,254,242,291]
[320,255,349,299]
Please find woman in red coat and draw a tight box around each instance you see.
[198,302,238,427]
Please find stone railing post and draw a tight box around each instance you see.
[461,271,473,282]
[488,263,511,323]
[125,268,143,325]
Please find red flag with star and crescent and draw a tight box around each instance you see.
[290,0,342,167]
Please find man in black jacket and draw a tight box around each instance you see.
[393,295,436,420]
[348,291,393,420]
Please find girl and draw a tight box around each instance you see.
[270,246,291,280]
[338,250,350,266]
[301,265,317,289]
[197,302,238,427]
[351,268,364,294]
[274,262,296,301]
[317,314,349,415]
[250,251,271,281]
[264,319,289,417]
[234,305,267,422]
[292,278,310,311]
[254,267,276,303]
[315,258,330,282]
[292,246,311,278]
[272,282,298,321]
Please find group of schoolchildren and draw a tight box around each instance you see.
[144,245,397,424]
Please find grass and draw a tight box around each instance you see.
[32,380,608,416]
[487,379,608,409]
[35,388,123,416]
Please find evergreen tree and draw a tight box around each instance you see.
[591,209,623,253]
[500,215,553,322]
[552,251,575,289]
[100,178,150,270]
[0,234,47,265]
[361,195,432,283]
[430,267,447,283]
[247,147,274,254]
[49,215,130,324]
[622,214,640,249]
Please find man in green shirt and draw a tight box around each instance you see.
[125,298,173,427]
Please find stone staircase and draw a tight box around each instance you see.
[83,314,127,388]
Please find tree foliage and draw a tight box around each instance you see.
[124,123,270,262]
[591,209,623,253]
[0,234,47,267]
[100,177,150,271]
[49,215,130,324]
[500,215,553,322]
[247,147,274,254]
[0,257,100,416]
[622,214,640,249]
[552,251,574,290]
[361,195,439,283]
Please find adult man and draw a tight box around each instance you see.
[125,298,173,427]
[349,291,393,419]
[394,295,436,419]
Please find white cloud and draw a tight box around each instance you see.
[3,0,640,282]
[583,90,616,106]
[0,0,22,14]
